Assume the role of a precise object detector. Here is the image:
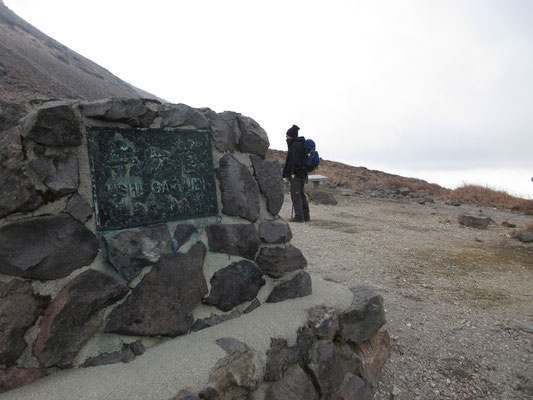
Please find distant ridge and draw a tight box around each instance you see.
[0,3,164,128]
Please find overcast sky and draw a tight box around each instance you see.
[5,0,533,197]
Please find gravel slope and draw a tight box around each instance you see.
[281,192,533,400]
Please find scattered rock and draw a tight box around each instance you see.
[256,245,307,278]
[266,271,312,303]
[105,243,207,337]
[33,269,129,368]
[207,223,260,260]
[458,214,493,230]
[0,214,99,280]
[171,390,200,400]
[516,231,533,243]
[0,280,40,366]
[398,187,411,196]
[204,260,265,312]
[216,154,260,222]
[445,200,462,207]
[501,221,516,228]
[251,155,284,215]
[104,224,171,282]
[82,341,145,367]
[258,218,292,244]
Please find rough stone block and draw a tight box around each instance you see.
[251,155,284,216]
[256,245,307,278]
[339,286,386,345]
[0,368,47,394]
[267,271,312,303]
[204,260,266,312]
[259,219,292,244]
[216,154,260,222]
[0,214,99,280]
[80,98,156,127]
[104,224,171,282]
[265,364,318,400]
[33,269,129,368]
[29,153,79,196]
[458,214,493,229]
[105,243,208,337]
[159,103,209,129]
[237,116,270,158]
[207,224,260,260]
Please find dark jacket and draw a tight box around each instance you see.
[282,137,307,179]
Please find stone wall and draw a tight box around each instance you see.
[0,98,312,392]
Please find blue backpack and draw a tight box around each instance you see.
[303,139,320,173]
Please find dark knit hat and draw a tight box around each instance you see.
[286,124,300,138]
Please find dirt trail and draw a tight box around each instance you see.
[281,193,533,400]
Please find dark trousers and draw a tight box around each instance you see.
[290,177,310,221]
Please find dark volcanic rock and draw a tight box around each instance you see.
[104,224,171,283]
[80,98,157,127]
[174,224,196,249]
[33,269,129,368]
[265,338,298,382]
[266,364,319,400]
[159,103,209,129]
[82,341,145,367]
[191,311,240,332]
[204,260,266,312]
[458,213,493,229]
[0,368,48,394]
[307,306,340,340]
[0,280,39,366]
[29,153,79,196]
[251,155,284,215]
[258,218,292,244]
[216,154,260,222]
[0,214,99,280]
[237,116,269,158]
[328,374,373,400]
[516,231,533,243]
[105,243,208,337]
[256,245,307,278]
[339,286,386,345]
[207,224,260,260]
[201,110,240,153]
[172,390,200,400]
[0,127,41,218]
[266,271,312,303]
[65,193,93,222]
[22,102,82,146]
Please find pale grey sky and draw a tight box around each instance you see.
[5,0,533,197]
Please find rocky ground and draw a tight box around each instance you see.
[280,190,533,400]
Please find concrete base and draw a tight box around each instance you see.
[4,275,353,400]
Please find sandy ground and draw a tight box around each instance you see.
[281,191,533,400]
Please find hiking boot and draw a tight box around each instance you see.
[304,216,311,222]
[289,217,305,223]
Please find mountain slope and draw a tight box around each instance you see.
[0,2,163,128]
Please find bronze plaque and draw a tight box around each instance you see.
[87,127,218,230]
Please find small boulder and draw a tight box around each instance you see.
[339,286,386,345]
[516,231,533,243]
[308,190,338,205]
[458,214,493,229]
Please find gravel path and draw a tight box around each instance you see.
[280,192,533,400]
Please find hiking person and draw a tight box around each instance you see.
[282,124,310,222]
